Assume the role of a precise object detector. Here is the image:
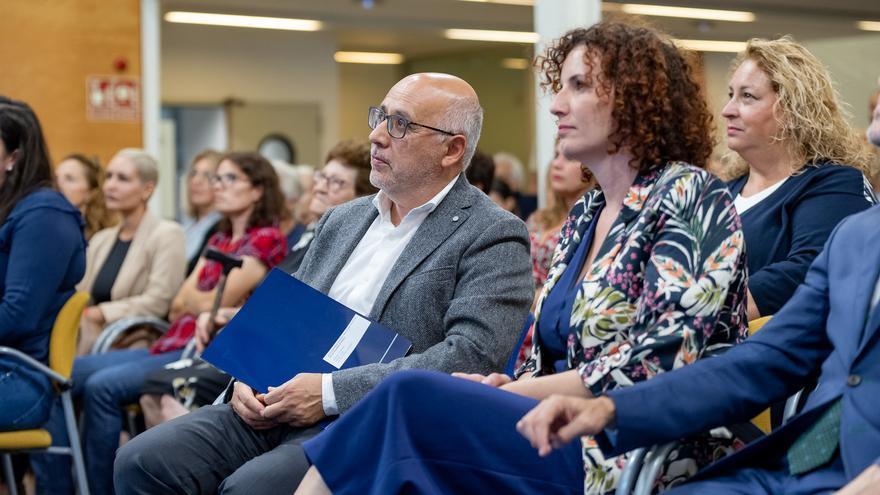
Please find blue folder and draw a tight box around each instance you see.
[202,268,412,393]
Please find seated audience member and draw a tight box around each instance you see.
[114,72,533,495]
[269,159,305,248]
[527,139,593,296]
[518,203,880,495]
[465,148,495,194]
[75,149,187,355]
[489,178,518,213]
[721,37,876,322]
[295,22,747,495]
[55,153,116,240]
[182,150,223,275]
[516,139,593,366]
[137,140,376,426]
[32,151,287,495]
[277,140,376,273]
[493,150,524,194]
[0,97,86,431]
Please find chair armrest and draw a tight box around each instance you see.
[634,441,679,495]
[0,346,70,387]
[616,447,648,495]
[91,317,170,354]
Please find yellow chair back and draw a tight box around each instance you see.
[748,316,772,336]
[747,316,773,433]
[49,292,90,379]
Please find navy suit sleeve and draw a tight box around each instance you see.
[750,169,872,316]
[0,206,83,341]
[596,217,845,456]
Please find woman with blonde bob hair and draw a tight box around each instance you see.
[721,36,875,324]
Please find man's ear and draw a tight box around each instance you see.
[440,135,467,169]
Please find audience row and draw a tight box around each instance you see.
[1,20,879,495]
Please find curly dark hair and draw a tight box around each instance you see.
[325,139,377,196]
[216,151,286,234]
[536,21,715,174]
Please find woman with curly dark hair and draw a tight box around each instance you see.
[295,22,748,495]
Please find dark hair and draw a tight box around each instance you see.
[490,179,515,200]
[216,151,286,234]
[466,149,495,194]
[325,139,376,196]
[60,153,116,238]
[0,97,54,224]
[536,22,715,173]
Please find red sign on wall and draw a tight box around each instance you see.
[86,76,140,122]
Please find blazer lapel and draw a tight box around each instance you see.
[111,211,158,300]
[855,228,880,357]
[313,204,378,294]
[369,176,473,320]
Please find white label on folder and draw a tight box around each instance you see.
[323,315,371,369]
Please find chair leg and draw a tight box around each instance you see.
[2,453,18,495]
[62,391,90,495]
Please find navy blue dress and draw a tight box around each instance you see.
[301,211,602,494]
[728,162,875,316]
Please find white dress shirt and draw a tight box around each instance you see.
[320,176,459,415]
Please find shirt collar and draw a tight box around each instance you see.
[373,175,459,223]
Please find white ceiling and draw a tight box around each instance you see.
[162,0,880,58]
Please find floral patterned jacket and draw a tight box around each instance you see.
[516,162,748,493]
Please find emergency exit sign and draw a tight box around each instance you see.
[86,76,140,122]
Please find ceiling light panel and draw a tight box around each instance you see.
[675,39,746,53]
[164,12,323,31]
[334,51,404,64]
[857,21,880,32]
[445,29,540,43]
[619,4,754,22]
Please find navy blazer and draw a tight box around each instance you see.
[600,204,880,484]
[0,189,85,362]
[728,162,875,316]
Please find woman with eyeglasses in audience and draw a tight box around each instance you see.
[32,151,287,495]
[295,22,747,495]
[74,148,187,356]
[721,37,875,324]
[136,140,376,428]
[0,97,86,432]
[182,150,223,275]
[55,153,116,240]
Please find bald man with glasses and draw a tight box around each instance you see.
[115,73,534,495]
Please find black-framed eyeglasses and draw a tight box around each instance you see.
[368,106,456,139]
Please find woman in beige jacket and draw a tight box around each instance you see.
[76,148,186,355]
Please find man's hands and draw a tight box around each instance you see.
[452,372,513,388]
[229,373,325,429]
[835,464,880,495]
[516,395,616,457]
[230,382,279,430]
[262,373,325,427]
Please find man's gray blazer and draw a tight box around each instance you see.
[293,174,533,413]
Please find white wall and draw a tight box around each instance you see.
[804,33,880,128]
[161,22,339,157]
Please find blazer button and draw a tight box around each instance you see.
[847,374,862,387]
[452,216,459,222]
